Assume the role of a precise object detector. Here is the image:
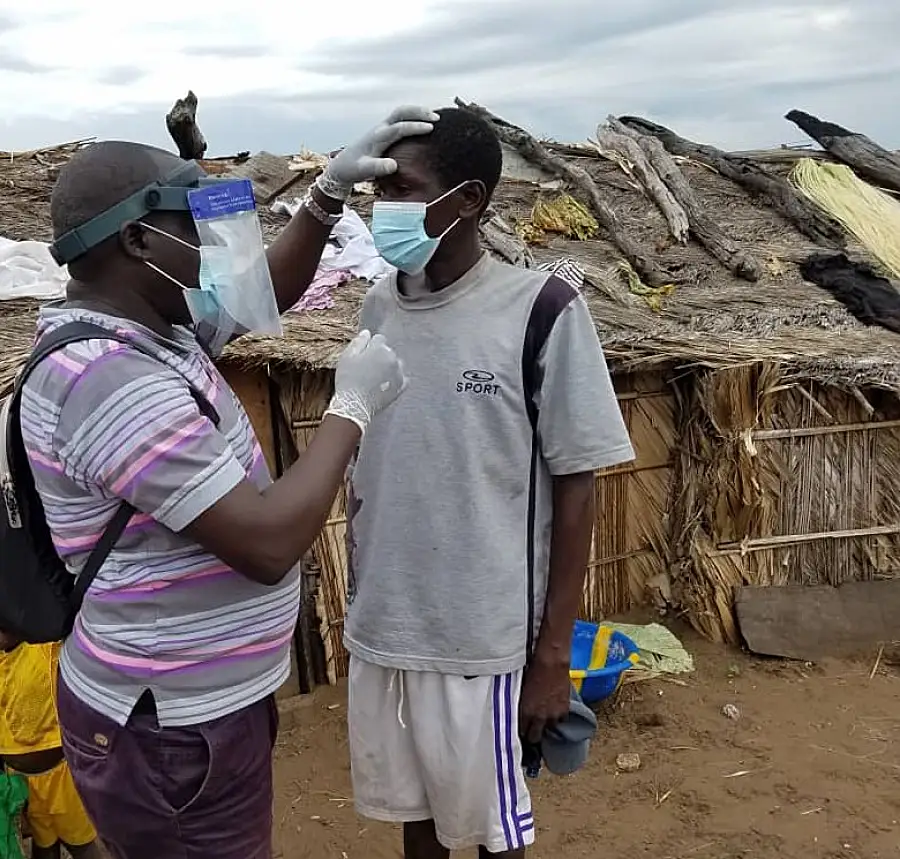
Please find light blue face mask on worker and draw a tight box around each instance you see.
[141,226,253,356]
[371,181,469,274]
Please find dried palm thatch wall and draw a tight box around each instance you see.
[671,366,900,643]
[586,372,676,618]
[273,367,351,683]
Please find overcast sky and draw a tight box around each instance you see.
[1,0,897,157]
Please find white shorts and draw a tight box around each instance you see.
[348,657,535,853]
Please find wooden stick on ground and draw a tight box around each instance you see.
[594,123,689,243]
[455,98,670,287]
[785,109,900,195]
[618,116,845,248]
[606,117,761,282]
[166,91,207,160]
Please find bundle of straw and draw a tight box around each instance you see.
[790,158,900,278]
[617,260,674,312]
[530,194,599,241]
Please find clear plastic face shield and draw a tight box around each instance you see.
[49,162,281,357]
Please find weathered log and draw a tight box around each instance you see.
[544,141,602,159]
[607,117,760,281]
[619,116,844,248]
[594,124,689,243]
[480,208,533,268]
[456,98,670,287]
[166,91,207,160]
[785,110,900,194]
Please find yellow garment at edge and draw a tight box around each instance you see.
[0,642,97,848]
[0,643,62,756]
[20,765,96,849]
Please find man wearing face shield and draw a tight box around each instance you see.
[343,108,635,858]
[16,107,436,859]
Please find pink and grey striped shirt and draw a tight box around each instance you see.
[20,306,300,727]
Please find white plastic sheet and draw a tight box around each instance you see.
[0,237,68,301]
[270,200,394,282]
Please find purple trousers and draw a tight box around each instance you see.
[56,676,277,859]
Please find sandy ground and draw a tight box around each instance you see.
[272,629,900,859]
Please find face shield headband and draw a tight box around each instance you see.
[48,160,227,266]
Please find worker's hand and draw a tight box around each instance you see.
[317,106,439,200]
[519,650,571,744]
[324,330,406,433]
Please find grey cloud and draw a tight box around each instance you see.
[1,61,897,170]
[3,0,900,158]
[0,55,57,74]
[287,0,900,150]
[759,65,900,97]
[0,13,16,34]
[183,44,270,59]
[95,65,146,86]
[634,66,900,120]
[302,0,726,78]
[300,0,878,83]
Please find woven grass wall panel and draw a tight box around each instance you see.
[277,369,350,684]
[219,365,278,477]
[585,376,676,619]
[677,366,900,644]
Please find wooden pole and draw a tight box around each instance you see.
[618,116,845,248]
[455,97,671,287]
[785,109,900,194]
[166,90,207,160]
[606,117,761,281]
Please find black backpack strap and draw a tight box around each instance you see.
[15,321,220,425]
[520,276,580,659]
[16,320,222,611]
[71,500,135,608]
[13,322,110,399]
[521,276,580,434]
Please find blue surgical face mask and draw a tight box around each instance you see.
[371,181,469,274]
[142,226,253,357]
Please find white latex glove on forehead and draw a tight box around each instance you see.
[316,106,439,200]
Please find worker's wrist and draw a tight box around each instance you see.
[315,172,352,207]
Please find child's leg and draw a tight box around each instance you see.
[24,793,64,859]
[63,840,105,859]
[30,842,61,859]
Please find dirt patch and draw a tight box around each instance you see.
[272,631,900,858]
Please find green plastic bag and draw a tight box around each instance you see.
[0,771,28,859]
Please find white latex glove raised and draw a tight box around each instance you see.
[316,106,439,201]
[323,330,407,433]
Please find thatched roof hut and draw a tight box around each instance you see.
[2,105,899,687]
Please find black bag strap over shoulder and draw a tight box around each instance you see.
[11,320,221,612]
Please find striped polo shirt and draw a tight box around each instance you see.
[19,306,300,727]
